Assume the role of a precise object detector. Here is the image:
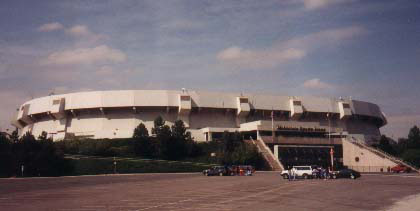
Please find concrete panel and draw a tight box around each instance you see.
[67,92,103,109]
[342,139,398,172]
[26,96,51,115]
[247,95,290,111]
[102,90,134,107]
[31,119,56,138]
[192,91,237,108]
[189,110,237,129]
[300,96,336,113]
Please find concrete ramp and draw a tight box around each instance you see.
[343,137,419,173]
[250,137,284,171]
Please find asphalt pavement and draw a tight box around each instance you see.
[1,172,420,211]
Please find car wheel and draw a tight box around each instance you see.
[283,174,289,179]
[303,174,308,179]
[219,172,223,176]
[333,175,337,179]
[350,174,355,179]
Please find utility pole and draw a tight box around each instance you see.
[271,109,275,143]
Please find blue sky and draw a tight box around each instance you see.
[0,0,419,139]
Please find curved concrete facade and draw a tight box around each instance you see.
[11,90,387,142]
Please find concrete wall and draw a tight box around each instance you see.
[342,139,398,172]
[12,90,386,142]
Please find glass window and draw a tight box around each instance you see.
[240,98,248,103]
[293,101,302,106]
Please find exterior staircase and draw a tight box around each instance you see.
[250,137,284,171]
[346,136,419,173]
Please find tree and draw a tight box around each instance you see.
[152,116,171,158]
[0,133,13,177]
[11,132,72,177]
[407,126,420,149]
[167,120,194,160]
[133,123,149,139]
[133,123,155,157]
[221,131,244,164]
[223,131,242,154]
[38,131,48,141]
[376,135,397,155]
[401,149,420,167]
[10,128,19,143]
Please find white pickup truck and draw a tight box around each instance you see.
[281,166,313,179]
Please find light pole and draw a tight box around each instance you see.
[113,157,117,174]
[327,112,331,144]
[21,165,24,177]
[330,148,334,171]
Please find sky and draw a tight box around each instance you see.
[0,0,419,139]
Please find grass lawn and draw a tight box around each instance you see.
[66,154,217,175]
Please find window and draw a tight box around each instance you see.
[342,103,350,109]
[293,101,301,106]
[239,98,248,103]
[180,96,190,101]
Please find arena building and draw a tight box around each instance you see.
[11,90,416,172]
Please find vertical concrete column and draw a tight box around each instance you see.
[274,145,279,160]
[178,94,191,127]
[257,130,261,140]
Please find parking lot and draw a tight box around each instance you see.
[1,172,420,211]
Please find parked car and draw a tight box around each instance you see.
[391,165,411,173]
[203,166,233,176]
[231,165,255,176]
[331,169,360,179]
[281,166,313,179]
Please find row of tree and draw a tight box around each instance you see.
[133,116,198,160]
[374,126,420,167]
[132,116,266,168]
[0,131,72,177]
[0,116,267,177]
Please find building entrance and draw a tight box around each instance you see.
[274,145,343,169]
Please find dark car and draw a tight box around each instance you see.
[331,169,360,179]
[203,166,232,176]
[391,165,411,173]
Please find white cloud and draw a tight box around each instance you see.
[302,78,333,89]
[65,25,106,44]
[302,0,353,10]
[66,25,90,36]
[41,45,126,65]
[217,25,365,69]
[38,22,64,32]
[217,46,305,69]
[283,25,366,49]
